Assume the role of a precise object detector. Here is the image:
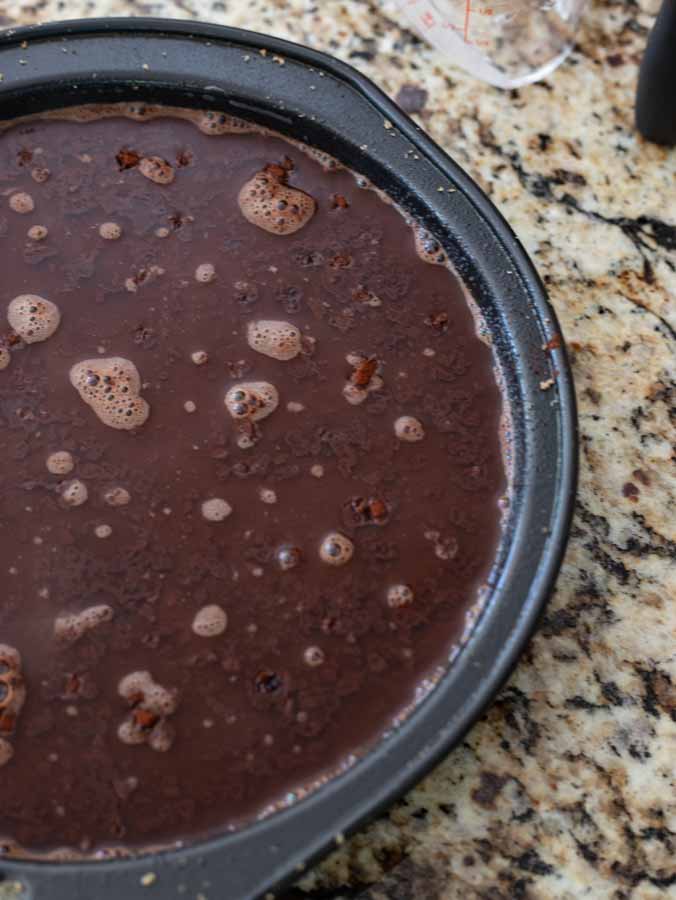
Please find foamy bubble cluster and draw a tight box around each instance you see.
[201,497,232,522]
[138,156,175,185]
[7,294,61,344]
[54,604,113,645]
[118,671,178,753]
[247,320,302,361]
[69,357,150,430]
[434,537,458,561]
[99,222,122,240]
[238,165,316,235]
[192,604,228,637]
[225,382,279,423]
[319,532,354,566]
[119,671,177,715]
[343,352,383,406]
[0,347,10,371]
[195,263,216,284]
[386,584,414,608]
[9,191,34,214]
[197,111,258,135]
[0,644,26,761]
[342,495,390,528]
[394,416,425,442]
[61,478,88,507]
[414,228,448,266]
[124,264,165,293]
[304,144,343,171]
[46,450,74,475]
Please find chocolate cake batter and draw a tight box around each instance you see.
[0,106,506,856]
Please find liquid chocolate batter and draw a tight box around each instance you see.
[0,107,506,856]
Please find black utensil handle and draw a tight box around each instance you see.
[636,0,676,145]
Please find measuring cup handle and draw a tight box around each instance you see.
[636,0,676,145]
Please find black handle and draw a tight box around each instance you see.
[636,0,676,145]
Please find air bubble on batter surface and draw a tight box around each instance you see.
[54,604,113,645]
[7,294,61,344]
[192,605,228,637]
[247,320,302,361]
[60,479,88,507]
[99,222,122,240]
[27,225,48,241]
[386,584,414,608]
[225,382,279,423]
[303,646,325,667]
[46,451,74,475]
[138,156,175,185]
[194,263,216,283]
[31,167,50,184]
[276,544,302,571]
[394,416,425,442]
[238,164,316,236]
[69,357,150,430]
[319,532,354,566]
[201,498,232,522]
[104,486,131,507]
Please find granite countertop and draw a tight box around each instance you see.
[1,0,674,897]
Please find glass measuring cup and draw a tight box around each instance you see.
[392,0,588,88]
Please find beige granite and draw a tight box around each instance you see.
[1,0,675,897]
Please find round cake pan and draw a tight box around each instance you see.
[0,18,577,900]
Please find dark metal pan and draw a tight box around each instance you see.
[0,18,577,900]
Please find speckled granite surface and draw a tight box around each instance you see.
[1,0,675,897]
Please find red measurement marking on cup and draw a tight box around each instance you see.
[464,2,496,43]
[399,0,498,48]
